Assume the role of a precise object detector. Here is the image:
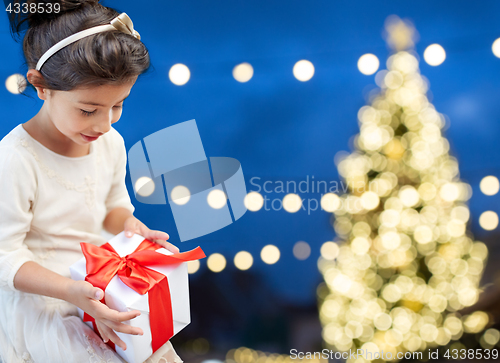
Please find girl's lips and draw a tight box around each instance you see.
[81,133,100,142]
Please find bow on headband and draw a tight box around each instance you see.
[111,13,141,40]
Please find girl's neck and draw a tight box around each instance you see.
[23,111,90,158]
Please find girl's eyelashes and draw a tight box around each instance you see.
[79,105,123,117]
[80,109,96,116]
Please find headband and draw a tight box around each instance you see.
[36,13,140,71]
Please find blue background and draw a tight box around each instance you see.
[2,0,500,309]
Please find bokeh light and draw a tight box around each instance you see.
[492,38,500,58]
[207,189,227,209]
[424,44,446,66]
[293,241,311,260]
[207,253,226,273]
[5,73,27,94]
[320,241,339,260]
[483,328,500,345]
[261,245,280,264]
[171,185,191,205]
[293,60,315,81]
[134,176,155,197]
[234,251,253,270]
[440,183,459,202]
[192,338,210,355]
[361,191,380,210]
[244,191,264,211]
[321,193,341,212]
[358,54,380,75]
[233,62,254,82]
[479,211,499,231]
[283,193,302,213]
[479,175,499,196]
[187,260,200,274]
[169,63,191,85]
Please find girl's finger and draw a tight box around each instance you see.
[97,304,141,323]
[154,240,179,254]
[99,322,128,350]
[95,321,110,343]
[144,229,170,241]
[99,317,143,336]
[124,218,139,238]
[80,281,104,300]
[92,288,104,300]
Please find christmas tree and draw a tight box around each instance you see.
[317,15,494,362]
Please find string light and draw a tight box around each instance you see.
[293,60,315,81]
[187,260,200,274]
[321,193,341,212]
[293,241,311,260]
[479,211,499,231]
[169,63,191,85]
[171,185,191,205]
[207,253,226,272]
[134,176,155,197]
[483,328,500,346]
[283,193,302,213]
[320,241,339,260]
[492,38,500,58]
[233,62,254,82]
[207,189,227,209]
[244,191,264,211]
[358,54,380,75]
[234,251,253,270]
[261,245,280,264]
[424,44,446,66]
[5,73,27,94]
[479,175,499,196]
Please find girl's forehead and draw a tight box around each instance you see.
[62,81,136,104]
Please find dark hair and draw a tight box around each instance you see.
[11,0,150,91]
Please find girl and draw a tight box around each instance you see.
[0,1,183,362]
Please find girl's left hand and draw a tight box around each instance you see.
[123,216,179,254]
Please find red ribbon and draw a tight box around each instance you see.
[80,239,205,353]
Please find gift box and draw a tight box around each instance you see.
[69,232,205,363]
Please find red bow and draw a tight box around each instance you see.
[80,239,205,352]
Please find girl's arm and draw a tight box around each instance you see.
[13,260,143,350]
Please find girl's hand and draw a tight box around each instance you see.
[123,216,179,254]
[67,280,143,351]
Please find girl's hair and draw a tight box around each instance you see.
[11,0,150,91]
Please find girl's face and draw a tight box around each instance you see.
[43,79,137,145]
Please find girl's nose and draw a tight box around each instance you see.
[93,109,113,134]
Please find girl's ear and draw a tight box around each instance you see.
[26,69,50,100]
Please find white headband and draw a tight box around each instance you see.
[36,13,141,71]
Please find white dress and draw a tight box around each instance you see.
[0,125,183,363]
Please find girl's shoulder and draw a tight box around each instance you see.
[0,124,38,179]
[0,124,26,146]
[0,124,35,162]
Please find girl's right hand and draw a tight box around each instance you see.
[67,280,144,350]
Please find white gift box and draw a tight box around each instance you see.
[69,232,191,363]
